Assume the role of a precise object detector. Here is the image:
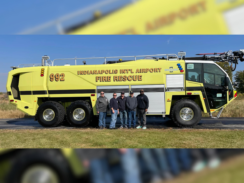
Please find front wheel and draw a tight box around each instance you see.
[171,99,201,128]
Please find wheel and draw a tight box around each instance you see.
[66,100,92,127]
[6,150,74,183]
[171,99,201,127]
[36,101,65,127]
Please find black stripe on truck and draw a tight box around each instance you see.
[20,91,32,95]
[19,90,95,95]
[186,87,210,113]
[19,91,48,95]
[97,88,165,93]
[97,88,129,93]
[48,90,95,94]
[33,91,48,95]
[7,92,11,95]
[132,88,165,92]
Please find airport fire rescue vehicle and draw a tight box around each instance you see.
[6,50,243,127]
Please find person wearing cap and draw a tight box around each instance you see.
[110,92,119,129]
[136,89,149,130]
[117,91,128,129]
[126,91,138,129]
[96,91,109,129]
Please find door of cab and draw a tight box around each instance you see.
[186,62,229,110]
[203,64,228,109]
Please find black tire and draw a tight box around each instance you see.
[171,99,201,128]
[36,101,65,127]
[66,100,92,127]
[6,150,74,183]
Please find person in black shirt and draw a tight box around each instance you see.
[117,91,128,129]
[136,89,149,130]
[110,93,118,129]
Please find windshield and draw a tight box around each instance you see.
[203,64,226,87]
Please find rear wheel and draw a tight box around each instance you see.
[37,101,65,127]
[66,100,92,127]
[171,99,201,128]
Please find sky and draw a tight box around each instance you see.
[0,0,131,34]
[0,35,244,91]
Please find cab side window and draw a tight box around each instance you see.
[203,64,226,86]
[186,63,202,82]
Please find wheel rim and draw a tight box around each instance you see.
[73,108,85,121]
[43,109,55,121]
[21,165,59,183]
[179,107,194,121]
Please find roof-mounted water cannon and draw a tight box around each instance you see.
[191,49,244,71]
[41,55,50,66]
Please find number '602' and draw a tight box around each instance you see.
[50,73,65,82]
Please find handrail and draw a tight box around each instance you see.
[18,64,42,68]
[17,53,179,68]
[51,54,179,66]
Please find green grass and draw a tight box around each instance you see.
[0,129,244,148]
[170,155,244,183]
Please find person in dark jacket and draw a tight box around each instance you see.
[110,93,119,129]
[117,91,128,129]
[136,89,149,130]
[126,91,138,128]
[96,91,109,129]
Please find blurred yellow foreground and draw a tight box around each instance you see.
[69,0,244,34]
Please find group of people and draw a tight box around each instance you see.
[79,149,221,183]
[96,89,149,129]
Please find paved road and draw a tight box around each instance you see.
[1,117,244,130]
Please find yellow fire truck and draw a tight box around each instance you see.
[21,0,244,34]
[6,52,239,128]
[69,0,244,35]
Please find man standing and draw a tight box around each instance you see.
[126,91,137,129]
[110,93,119,129]
[96,91,109,129]
[118,91,128,129]
[136,89,149,130]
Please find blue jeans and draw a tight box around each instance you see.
[110,110,118,128]
[99,112,107,127]
[141,149,162,178]
[120,111,127,127]
[120,149,141,183]
[127,110,136,128]
[90,158,113,183]
[153,149,170,173]
[165,149,191,176]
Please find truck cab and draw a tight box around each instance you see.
[185,61,236,113]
